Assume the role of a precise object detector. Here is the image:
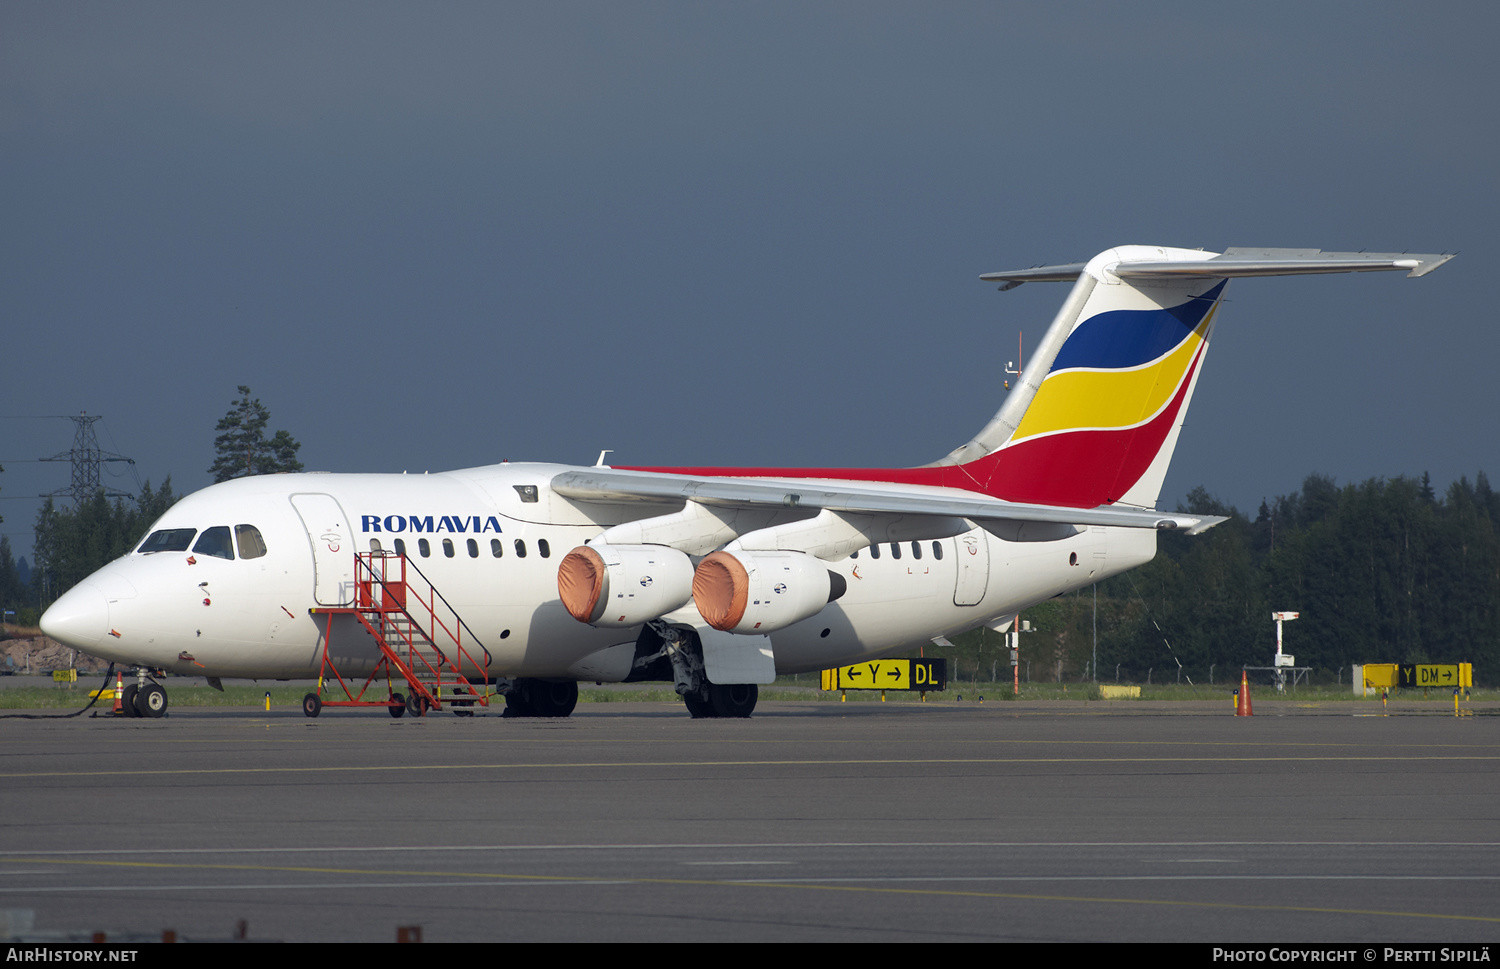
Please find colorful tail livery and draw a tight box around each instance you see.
[629,246,1455,510]
[934,247,1226,508]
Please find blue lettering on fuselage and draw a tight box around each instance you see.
[363,515,503,534]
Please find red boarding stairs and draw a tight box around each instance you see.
[305,551,495,717]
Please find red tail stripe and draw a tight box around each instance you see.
[623,343,1205,509]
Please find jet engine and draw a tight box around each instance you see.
[557,544,695,627]
[692,549,846,634]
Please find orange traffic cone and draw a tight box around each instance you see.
[112,671,125,715]
[1236,670,1253,716]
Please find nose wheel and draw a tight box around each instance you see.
[119,683,140,718]
[135,683,169,718]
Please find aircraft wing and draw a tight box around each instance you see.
[549,467,1226,535]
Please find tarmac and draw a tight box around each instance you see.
[2,696,1498,942]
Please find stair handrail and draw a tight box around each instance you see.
[354,551,494,677]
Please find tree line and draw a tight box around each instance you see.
[960,473,1500,687]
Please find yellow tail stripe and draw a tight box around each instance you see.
[1013,314,1212,442]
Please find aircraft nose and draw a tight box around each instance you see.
[40,581,109,649]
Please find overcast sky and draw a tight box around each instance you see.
[2,2,1494,558]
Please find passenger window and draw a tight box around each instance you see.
[890,543,901,560]
[515,539,527,558]
[491,538,503,558]
[235,524,267,559]
[850,550,858,559]
[369,538,382,553]
[932,541,943,560]
[538,539,550,558]
[138,528,196,553]
[442,539,455,558]
[869,544,880,559]
[394,538,407,557]
[418,538,431,558]
[467,539,479,558]
[192,526,234,560]
[911,541,922,560]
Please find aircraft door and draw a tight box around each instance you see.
[291,493,356,606]
[953,531,990,606]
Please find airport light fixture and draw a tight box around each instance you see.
[1272,611,1299,692]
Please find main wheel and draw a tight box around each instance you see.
[135,682,168,718]
[708,683,757,718]
[119,683,140,718]
[503,691,534,717]
[389,692,406,718]
[528,680,578,718]
[302,693,322,718]
[683,690,716,718]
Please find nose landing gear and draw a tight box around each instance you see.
[117,672,169,718]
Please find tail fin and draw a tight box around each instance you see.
[622,246,1452,513]
[931,245,1455,509]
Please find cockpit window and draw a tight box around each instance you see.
[235,524,267,560]
[192,526,235,560]
[138,528,197,554]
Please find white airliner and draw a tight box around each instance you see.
[41,245,1453,719]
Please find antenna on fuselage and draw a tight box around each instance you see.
[1003,332,1023,390]
[595,450,613,468]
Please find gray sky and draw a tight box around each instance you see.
[3,2,1494,558]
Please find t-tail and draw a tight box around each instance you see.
[620,245,1452,514]
[926,245,1456,509]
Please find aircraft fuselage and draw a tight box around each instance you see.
[43,462,1153,681]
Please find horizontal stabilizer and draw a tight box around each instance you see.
[977,262,1088,290]
[981,248,1455,288]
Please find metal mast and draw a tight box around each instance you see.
[39,413,135,505]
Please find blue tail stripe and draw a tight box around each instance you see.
[1049,281,1225,372]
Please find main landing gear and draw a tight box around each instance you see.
[683,682,758,718]
[118,672,169,719]
[639,619,760,719]
[502,678,579,718]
